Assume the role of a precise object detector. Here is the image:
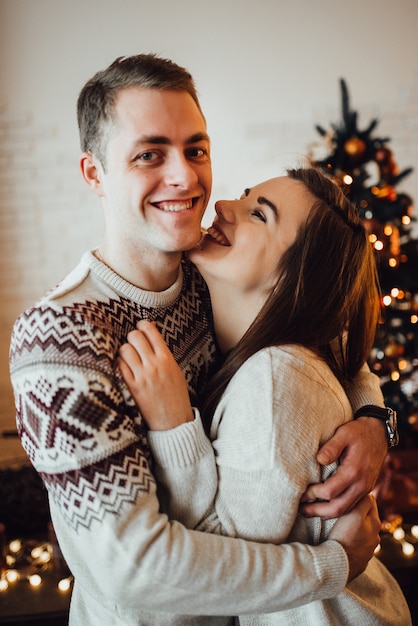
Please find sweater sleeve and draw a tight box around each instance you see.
[344,362,384,411]
[10,310,347,615]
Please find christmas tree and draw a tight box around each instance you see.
[309,79,418,450]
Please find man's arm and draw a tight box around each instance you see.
[300,363,388,519]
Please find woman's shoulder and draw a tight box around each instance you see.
[238,345,341,392]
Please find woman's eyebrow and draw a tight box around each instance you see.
[244,188,278,219]
[257,196,278,219]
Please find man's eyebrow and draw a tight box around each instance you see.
[244,188,278,219]
[136,132,210,146]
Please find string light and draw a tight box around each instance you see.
[58,576,73,592]
[28,574,42,587]
[393,527,405,541]
[0,537,73,598]
[401,542,415,557]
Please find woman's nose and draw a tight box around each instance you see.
[215,199,236,223]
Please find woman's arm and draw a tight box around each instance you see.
[119,333,380,583]
[301,364,388,519]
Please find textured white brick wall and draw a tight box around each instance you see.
[0,104,103,462]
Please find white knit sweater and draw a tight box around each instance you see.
[149,345,411,625]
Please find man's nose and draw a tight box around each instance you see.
[165,153,198,187]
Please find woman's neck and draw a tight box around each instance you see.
[208,282,265,353]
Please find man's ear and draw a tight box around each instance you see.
[79,152,105,197]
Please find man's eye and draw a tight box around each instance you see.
[137,151,158,162]
[138,152,155,161]
[186,147,208,159]
[252,209,267,223]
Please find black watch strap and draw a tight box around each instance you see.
[353,404,399,448]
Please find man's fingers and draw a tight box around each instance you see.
[316,430,346,465]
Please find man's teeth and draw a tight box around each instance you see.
[160,200,193,212]
[207,226,230,246]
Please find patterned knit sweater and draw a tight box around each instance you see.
[9,251,380,625]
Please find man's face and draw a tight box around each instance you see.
[96,86,212,258]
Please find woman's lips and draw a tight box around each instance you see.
[206,224,230,246]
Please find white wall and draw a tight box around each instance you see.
[1,0,418,463]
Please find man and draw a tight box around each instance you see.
[10,54,388,625]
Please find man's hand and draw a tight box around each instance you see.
[329,493,381,582]
[300,417,387,519]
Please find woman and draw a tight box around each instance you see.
[119,167,411,624]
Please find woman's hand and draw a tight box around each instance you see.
[118,320,194,430]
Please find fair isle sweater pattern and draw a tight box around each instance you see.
[10,256,216,533]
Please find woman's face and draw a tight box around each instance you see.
[189,176,315,298]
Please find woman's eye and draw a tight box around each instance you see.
[252,209,267,223]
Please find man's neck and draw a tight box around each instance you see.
[96,245,182,292]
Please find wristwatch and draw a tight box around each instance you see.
[353,405,399,448]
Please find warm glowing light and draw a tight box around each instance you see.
[411,315,418,324]
[398,359,408,371]
[411,525,418,539]
[5,570,19,583]
[368,234,377,243]
[388,258,397,268]
[391,288,400,298]
[382,295,392,306]
[384,225,393,236]
[28,574,42,587]
[391,371,400,382]
[0,578,8,592]
[401,541,415,556]
[393,527,405,540]
[9,540,22,554]
[402,215,411,225]
[343,174,353,184]
[31,544,52,564]
[58,577,73,592]
[374,240,384,251]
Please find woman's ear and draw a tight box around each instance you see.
[79,152,105,197]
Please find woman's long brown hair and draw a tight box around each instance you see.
[200,167,381,428]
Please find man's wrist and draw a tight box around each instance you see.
[353,404,399,448]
